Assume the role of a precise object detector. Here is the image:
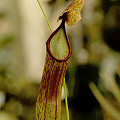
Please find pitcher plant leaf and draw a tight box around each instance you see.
[58,0,85,26]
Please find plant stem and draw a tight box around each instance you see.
[64,78,70,120]
[37,0,52,32]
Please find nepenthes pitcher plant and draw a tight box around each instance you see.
[36,0,85,120]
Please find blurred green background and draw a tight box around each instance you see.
[0,0,120,120]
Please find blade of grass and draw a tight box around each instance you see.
[36,1,70,120]
[89,82,120,120]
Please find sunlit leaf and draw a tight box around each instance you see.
[58,0,85,26]
[36,20,72,120]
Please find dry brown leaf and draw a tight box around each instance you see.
[58,0,85,26]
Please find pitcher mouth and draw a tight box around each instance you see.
[46,20,72,62]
